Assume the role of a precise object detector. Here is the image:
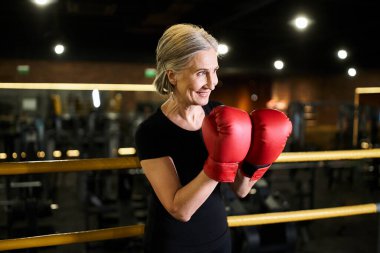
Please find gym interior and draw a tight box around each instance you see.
[1,1,380,252]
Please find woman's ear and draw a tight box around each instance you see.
[166,70,177,86]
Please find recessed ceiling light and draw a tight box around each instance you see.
[54,44,65,55]
[337,49,348,60]
[274,60,284,70]
[218,44,229,55]
[348,67,357,77]
[31,0,57,6]
[292,15,311,31]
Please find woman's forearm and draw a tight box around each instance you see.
[170,171,218,222]
[230,170,255,198]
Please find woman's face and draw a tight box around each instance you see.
[170,48,219,106]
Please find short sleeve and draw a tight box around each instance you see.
[134,120,167,161]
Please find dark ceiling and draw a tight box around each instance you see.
[1,0,379,76]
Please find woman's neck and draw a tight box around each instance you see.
[161,96,205,131]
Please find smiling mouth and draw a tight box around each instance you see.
[196,91,210,97]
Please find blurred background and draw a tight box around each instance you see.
[0,0,379,252]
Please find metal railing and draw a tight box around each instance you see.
[1,149,379,251]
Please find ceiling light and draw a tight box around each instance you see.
[54,44,65,55]
[33,0,48,6]
[292,15,310,31]
[274,60,284,70]
[31,0,57,6]
[348,67,357,77]
[337,49,348,60]
[218,44,229,55]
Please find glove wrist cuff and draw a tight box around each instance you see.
[203,157,239,182]
[241,161,271,181]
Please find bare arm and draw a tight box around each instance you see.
[140,156,218,222]
[229,169,256,198]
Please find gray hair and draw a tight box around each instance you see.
[153,24,219,95]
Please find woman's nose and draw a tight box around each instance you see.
[207,73,218,90]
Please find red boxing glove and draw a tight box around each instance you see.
[241,109,292,181]
[202,106,251,182]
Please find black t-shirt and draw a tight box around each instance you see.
[135,101,230,252]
